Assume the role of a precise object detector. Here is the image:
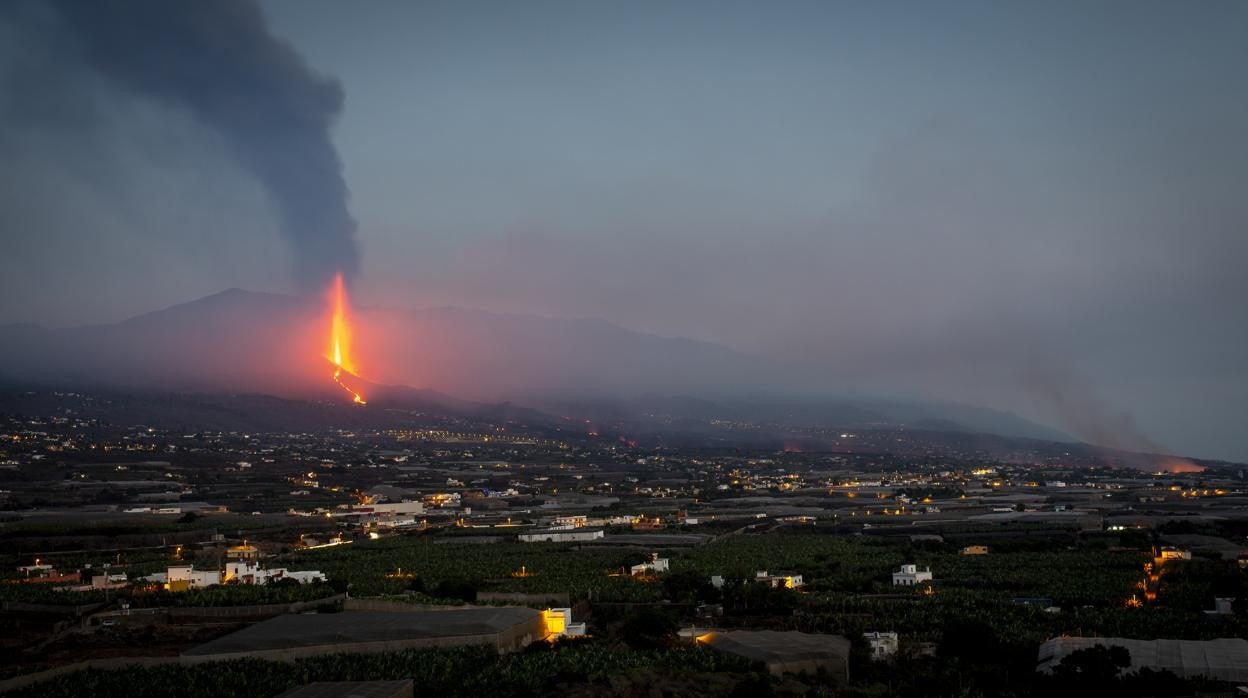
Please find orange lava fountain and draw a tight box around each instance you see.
[326,273,366,404]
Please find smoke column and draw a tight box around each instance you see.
[39,0,359,291]
[1020,365,1198,471]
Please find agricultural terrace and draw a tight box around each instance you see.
[278,529,1247,643]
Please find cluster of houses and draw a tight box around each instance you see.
[16,562,129,591]
[602,554,812,591]
[341,500,426,529]
[516,513,693,542]
[613,554,937,594]
[706,570,806,590]
[16,541,329,595]
[620,555,931,593]
[136,541,327,591]
[144,560,327,591]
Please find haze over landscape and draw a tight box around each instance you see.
[5,3,1248,696]
[2,0,1246,462]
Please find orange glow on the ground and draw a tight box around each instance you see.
[1159,457,1203,474]
[326,273,366,404]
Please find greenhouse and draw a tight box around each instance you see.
[184,608,545,663]
[1037,636,1248,683]
[696,630,850,682]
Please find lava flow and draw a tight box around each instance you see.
[326,273,366,404]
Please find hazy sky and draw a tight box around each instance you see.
[1,1,1246,460]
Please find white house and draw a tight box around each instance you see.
[225,561,328,585]
[892,564,932,586]
[630,554,670,576]
[224,560,264,584]
[165,565,221,590]
[150,562,326,591]
[863,631,899,659]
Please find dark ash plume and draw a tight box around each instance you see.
[42,0,359,291]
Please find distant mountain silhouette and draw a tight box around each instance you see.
[0,288,1070,442]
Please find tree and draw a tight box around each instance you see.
[432,578,478,602]
[662,570,717,604]
[1054,644,1130,682]
[616,607,678,650]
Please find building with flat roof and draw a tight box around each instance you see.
[892,564,932,587]
[228,544,260,560]
[518,529,604,543]
[630,554,670,576]
[1037,637,1248,683]
[146,562,325,591]
[541,607,587,639]
[166,565,220,591]
[863,631,899,660]
[1156,547,1192,562]
[755,570,805,589]
[183,608,545,663]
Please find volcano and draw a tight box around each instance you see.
[0,288,782,404]
[0,287,1071,442]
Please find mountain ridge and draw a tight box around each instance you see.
[0,287,1070,443]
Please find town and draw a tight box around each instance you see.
[2,394,1246,696]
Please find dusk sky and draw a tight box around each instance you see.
[1,1,1246,460]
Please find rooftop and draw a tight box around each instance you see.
[185,608,541,657]
[1037,637,1248,683]
[699,630,851,664]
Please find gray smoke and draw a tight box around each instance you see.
[1019,365,1164,455]
[19,0,359,292]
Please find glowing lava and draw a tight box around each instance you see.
[326,273,366,405]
